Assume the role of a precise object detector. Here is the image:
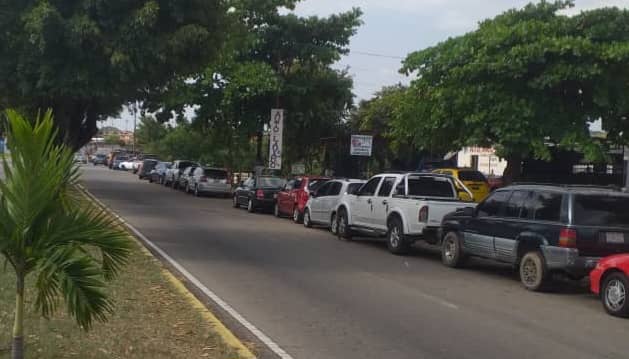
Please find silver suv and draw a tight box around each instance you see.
[186,167,231,197]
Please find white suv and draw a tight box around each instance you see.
[303,179,366,234]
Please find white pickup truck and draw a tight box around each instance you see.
[335,172,474,255]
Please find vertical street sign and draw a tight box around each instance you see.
[269,109,284,170]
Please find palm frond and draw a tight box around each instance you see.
[35,248,114,329]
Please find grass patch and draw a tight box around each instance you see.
[0,200,245,359]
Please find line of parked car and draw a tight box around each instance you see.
[107,156,629,318]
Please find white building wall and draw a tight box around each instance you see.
[457,147,507,176]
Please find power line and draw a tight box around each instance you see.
[351,51,406,60]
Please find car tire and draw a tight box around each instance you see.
[274,203,281,217]
[171,179,177,190]
[194,185,200,197]
[387,217,410,255]
[293,207,303,224]
[232,195,239,208]
[601,272,629,317]
[330,213,338,235]
[441,231,466,268]
[303,209,312,228]
[185,183,191,194]
[519,250,550,292]
[149,176,153,183]
[337,208,352,240]
[247,199,255,213]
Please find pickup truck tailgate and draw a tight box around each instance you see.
[407,200,471,235]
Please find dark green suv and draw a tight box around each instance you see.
[441,184,629,291]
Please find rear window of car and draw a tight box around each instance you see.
[347,183,363,195]
[572,194,629,227]
[407,176,455,197]
[204,169,227,179]
[308,179,327,192]
[258,177,284,188]
[458,170,487,182]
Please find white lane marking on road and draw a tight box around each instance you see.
[416,292,459,310]
[81,186,295,359]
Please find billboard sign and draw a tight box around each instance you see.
[350,135,373,157]
[269,109,284,170]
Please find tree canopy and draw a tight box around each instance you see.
[394,1,629,181]
[0,0,229,149]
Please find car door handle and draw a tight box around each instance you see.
[382,200,388,205]
[367,199,372,204]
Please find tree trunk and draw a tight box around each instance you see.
[12,273,25,359]
[502,154,523,185]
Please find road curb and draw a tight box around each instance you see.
[77,184,258,359]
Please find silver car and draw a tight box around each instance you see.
[186,167,231,197]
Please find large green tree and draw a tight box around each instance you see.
[396,1,629,182]
[0,0,228,150]
[143,1,362,173]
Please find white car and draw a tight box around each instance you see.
[119,159,136,171]
[302,179,366,234]
[334,173,474,255]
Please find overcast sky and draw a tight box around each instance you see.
[108,0,629,130]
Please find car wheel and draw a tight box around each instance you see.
[194,185,200,197]
[232,195,239,208]
[330,213,338,235]
[274,203,281,217]
[337,208,352,240]
[601,272,629,317]
[247,199,255,213]
[387,217,410,255]
[293,207,302,224]
[303,209,312,228]
[519,251,550,292]
[441,232,466,268]
[171,179,177,189]
[185,183,191,194]
[149,176,153,183]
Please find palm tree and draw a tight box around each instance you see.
[0,110,131,359]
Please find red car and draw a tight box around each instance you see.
[274,176,329,223]
[590,254,629,317]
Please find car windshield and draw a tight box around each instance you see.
[407,176,455,197]
[204,169,227,179]
[572,194,629,227]
[258,177,284,188]
[458,170,486,182]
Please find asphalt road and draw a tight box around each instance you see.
[81,165,629,359]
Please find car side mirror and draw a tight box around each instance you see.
[310,192,318,198]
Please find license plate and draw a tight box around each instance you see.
[606,232,625,244]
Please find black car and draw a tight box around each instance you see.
[233,175,285,213]
[138,159,158,180]
[440,184,629,291]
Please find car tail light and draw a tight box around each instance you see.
[256,189,265,199]
[559,228,577,248]
[418,206,429,223]
[200,176,208,182]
